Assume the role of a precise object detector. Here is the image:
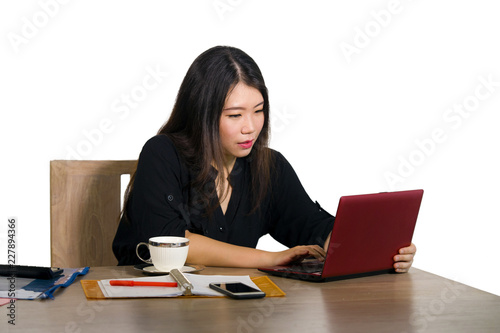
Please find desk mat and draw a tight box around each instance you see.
[81,276,285,299]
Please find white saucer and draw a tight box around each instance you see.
[134,264,204,275]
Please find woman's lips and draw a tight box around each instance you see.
[238,140,254,149]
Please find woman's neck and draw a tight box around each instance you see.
[211,155,236,177]
[223,155,237,175]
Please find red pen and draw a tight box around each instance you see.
[109,280,178,287]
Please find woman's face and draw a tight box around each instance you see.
[219,83,265,161]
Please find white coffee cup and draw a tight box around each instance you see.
[136,236,190,272]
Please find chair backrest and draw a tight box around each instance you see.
[50,160,137,268]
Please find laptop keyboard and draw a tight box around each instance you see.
[277,260,324,274]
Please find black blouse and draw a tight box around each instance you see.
[112,135,335,265]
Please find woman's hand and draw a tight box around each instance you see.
[393,243,416,273]
[269,245,326,266]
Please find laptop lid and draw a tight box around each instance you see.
[258,189,423,281]
[321,189,423,280]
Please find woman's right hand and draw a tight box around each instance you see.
[269,245,326,266]
[186,230,328,268]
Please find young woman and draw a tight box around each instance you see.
[112,46,416,272]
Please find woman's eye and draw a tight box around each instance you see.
[255,109,264,113]
[228,114,241,118]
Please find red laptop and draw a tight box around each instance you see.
[258,189,424,282]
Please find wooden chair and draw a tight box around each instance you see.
[50,160,137,268]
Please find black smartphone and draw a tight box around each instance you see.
[209,282,266,299]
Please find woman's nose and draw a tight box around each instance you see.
[241,116,255,134]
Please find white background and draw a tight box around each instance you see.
[1,0,499,296]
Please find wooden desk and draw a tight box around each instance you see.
[4,266,500,332]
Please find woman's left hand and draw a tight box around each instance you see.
[393,243,416,273]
